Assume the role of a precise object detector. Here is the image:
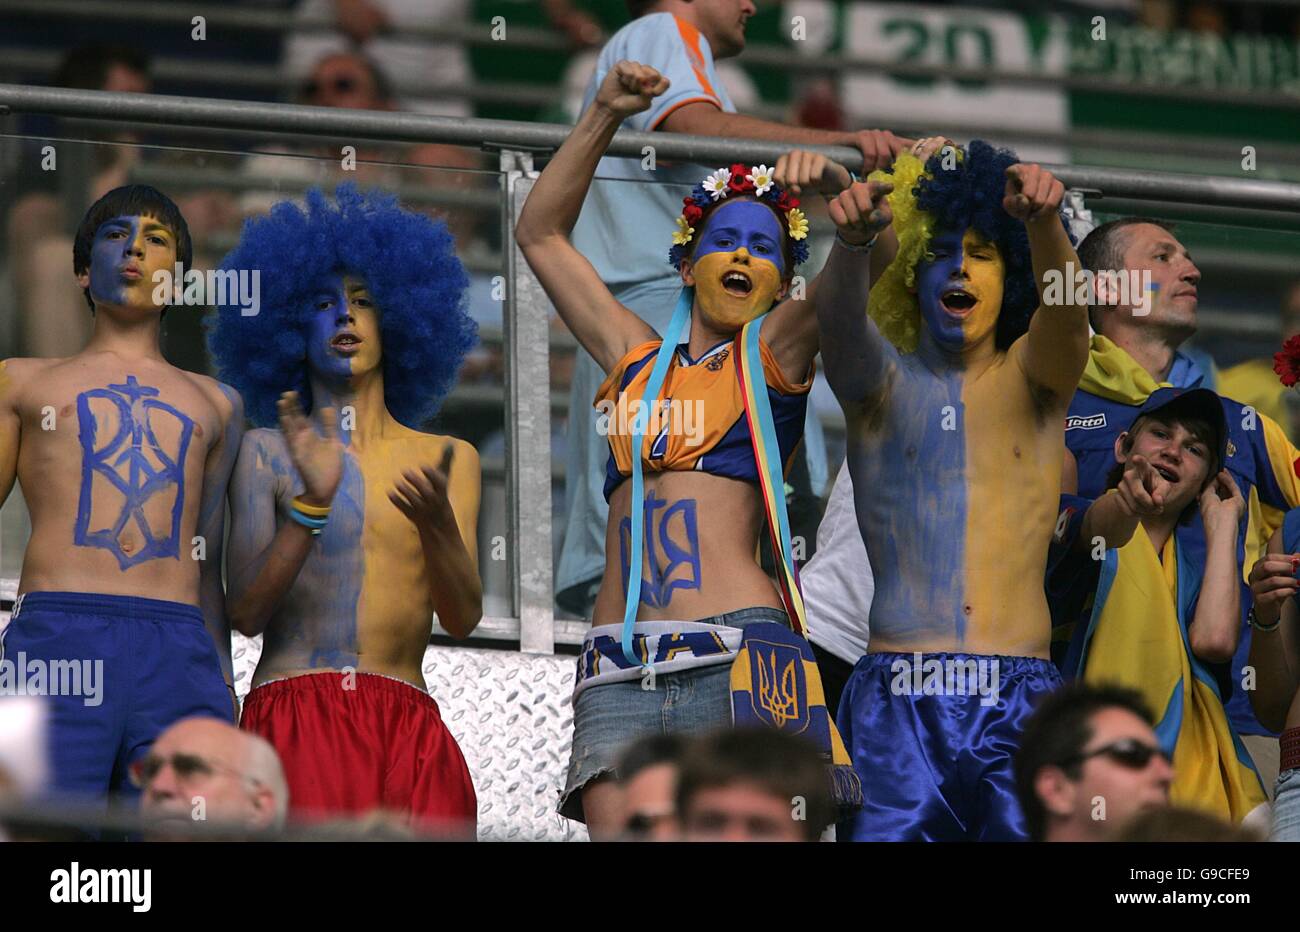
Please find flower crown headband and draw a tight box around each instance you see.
[668,163,810,269]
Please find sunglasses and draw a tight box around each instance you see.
[1062,738,1171,770]
[302,75,358,98]
[623,809,675,837]
[128,751,245,789]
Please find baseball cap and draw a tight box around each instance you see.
[1129,386,1228,474]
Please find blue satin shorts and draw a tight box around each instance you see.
[836,651,1061,842]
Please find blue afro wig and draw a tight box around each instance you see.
[206,184,475,430]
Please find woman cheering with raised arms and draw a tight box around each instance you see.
[517,60,883,838]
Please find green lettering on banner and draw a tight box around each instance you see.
[883,17,934,90]
[1024,14,1053,69]
[1070,23,1300,95]
[945,21,994,91]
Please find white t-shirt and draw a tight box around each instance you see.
[285,0,471,117]
[803,460,873,664]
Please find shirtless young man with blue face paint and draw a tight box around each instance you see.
[815,139,1089,841]
[0,186,243,811]
[210,187,481,834]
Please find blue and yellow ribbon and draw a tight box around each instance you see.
[735,317,807,636]
[620,287,694,665]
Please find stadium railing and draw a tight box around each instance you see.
[1,82,1299,658]
[4,0,1299,162]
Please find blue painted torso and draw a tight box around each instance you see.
[848,353,968,644]
[256,437,365,672]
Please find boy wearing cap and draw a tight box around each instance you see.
[1048,387,1268,822]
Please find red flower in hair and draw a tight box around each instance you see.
[1274,335,1300,387]
[727,163,753,194]
[682,203,703,225]
[777,191,800,212]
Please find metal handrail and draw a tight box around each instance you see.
[0,46,561,109]
[4,0,1300,110]
[4,62,1296,168]
[3,85,1300,214]
[7,47,1300,164]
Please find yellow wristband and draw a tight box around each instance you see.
[291,496,332,517]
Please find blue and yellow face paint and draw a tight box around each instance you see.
[866,143,1040,356]
[687,200,786,331]
[305,274,383,383]
[81,214,178,311]
[915,227,1005,353]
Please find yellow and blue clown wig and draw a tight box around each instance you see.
[206,184,475,429]
[867,140,1062,353]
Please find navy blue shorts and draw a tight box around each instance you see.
[0,591,233,804]
[836,651,1061,842]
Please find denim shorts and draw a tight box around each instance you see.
[559,605,789,823]
[1273,768,1300,841]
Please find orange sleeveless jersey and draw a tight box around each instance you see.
[596,337,813,501]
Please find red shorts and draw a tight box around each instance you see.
[241,671,476,835]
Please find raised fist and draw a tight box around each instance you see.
[1003,163,1065,223]
[595,61,670,119]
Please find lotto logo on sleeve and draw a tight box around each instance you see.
[1054,507,1077,544]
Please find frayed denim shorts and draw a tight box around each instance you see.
[559,605,789,823]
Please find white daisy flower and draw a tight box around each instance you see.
[702,168,732,200]
[748,164,774,195]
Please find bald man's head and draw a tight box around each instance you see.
[137,716,288,837]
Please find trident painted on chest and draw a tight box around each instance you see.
[74,375,194,570]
